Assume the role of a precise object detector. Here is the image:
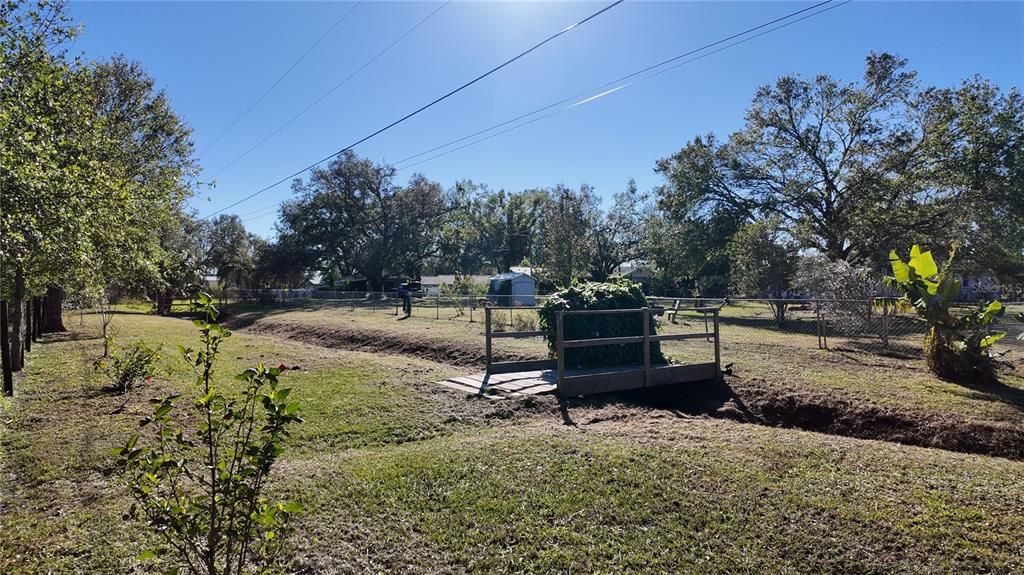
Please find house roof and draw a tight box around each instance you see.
[490,271,536,281]
[420,274,491,285]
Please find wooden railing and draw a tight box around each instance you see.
[484,306,721,395]
[483,306,557,374]
[554,307,720,394]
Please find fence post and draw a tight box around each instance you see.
[436,293,440,320]
[713,308,721,380]
[815,301,823,350]
[556,311,565,389]
[642,307,651,388]
[469,297,474,323]
[881,298,890,348]
[485,306,492,371]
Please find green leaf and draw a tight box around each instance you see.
[980,332,1006,349]
[136,549,158,561]
[888,249,909,282]
[908,245,938,280]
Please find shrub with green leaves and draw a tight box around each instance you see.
[94,340,160,394]
[886,245,1006,382]
[114,293,303,575]
[538,280,666,369]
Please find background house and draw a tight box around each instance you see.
[420,274,492,296]
[612,263,656,294]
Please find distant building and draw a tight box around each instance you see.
[611,263,656,293]
[488,271,537,306]
[960,275,1002,301]
[419,274,492,296]
[509,265,534,276]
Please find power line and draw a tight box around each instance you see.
[394,0,851,172]
[233,0,850,223]
[202,0,625,220]
[199,1,362,157]
[206,1,449,181]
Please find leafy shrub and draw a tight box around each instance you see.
[794,254,879,334]
[538,280,666,369]
[114,293,303,575]
[441,274,487,316]
[94,340,160,394]
[886,245,1006,382]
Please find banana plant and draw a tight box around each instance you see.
[885,245,1006,381]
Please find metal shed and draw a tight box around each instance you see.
[488,271,537,306]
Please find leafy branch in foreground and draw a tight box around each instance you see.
[114,293,303,574]
[886,245,1006,382]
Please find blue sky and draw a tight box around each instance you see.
[66,1,1023,237]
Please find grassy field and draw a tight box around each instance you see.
[2,311,1024,573]
[223,301,1024,428]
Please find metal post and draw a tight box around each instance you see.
[815,302,823,350]
[881,298,890,348]
[642,307,651,388]
[485,307,492,371]
[556,311,565,389]
[469,298,474,323]
[713,309,721,380]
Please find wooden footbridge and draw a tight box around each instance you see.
[435,306,721,398]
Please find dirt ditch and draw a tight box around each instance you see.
[223,311,542,366]
[225,311,1024,461]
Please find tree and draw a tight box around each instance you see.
[2,1,197,353]
[535,185,598,286]
[473,188,548,273]
[206,215,256,289]
[656,53,1023,277]
[645,210,738,297]
[149,210,210,315]
[917,78,1024,282]
[588,179,650,281]
[727,218,798,325]
[279,151,451,291]
[251,237,314,289]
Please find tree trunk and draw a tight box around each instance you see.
[24,297,31,354]
[10,267,25,372]
[1,301,12,395]
[31,296,41,341]
[41,285,66,333]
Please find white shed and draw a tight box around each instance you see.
[488,272,537,306]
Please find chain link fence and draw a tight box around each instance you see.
[213,288,1024,356]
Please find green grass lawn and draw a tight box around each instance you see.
[2,311,1024,573]
[222,301,1024,426]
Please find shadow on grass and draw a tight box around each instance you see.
[37,331,102,344]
